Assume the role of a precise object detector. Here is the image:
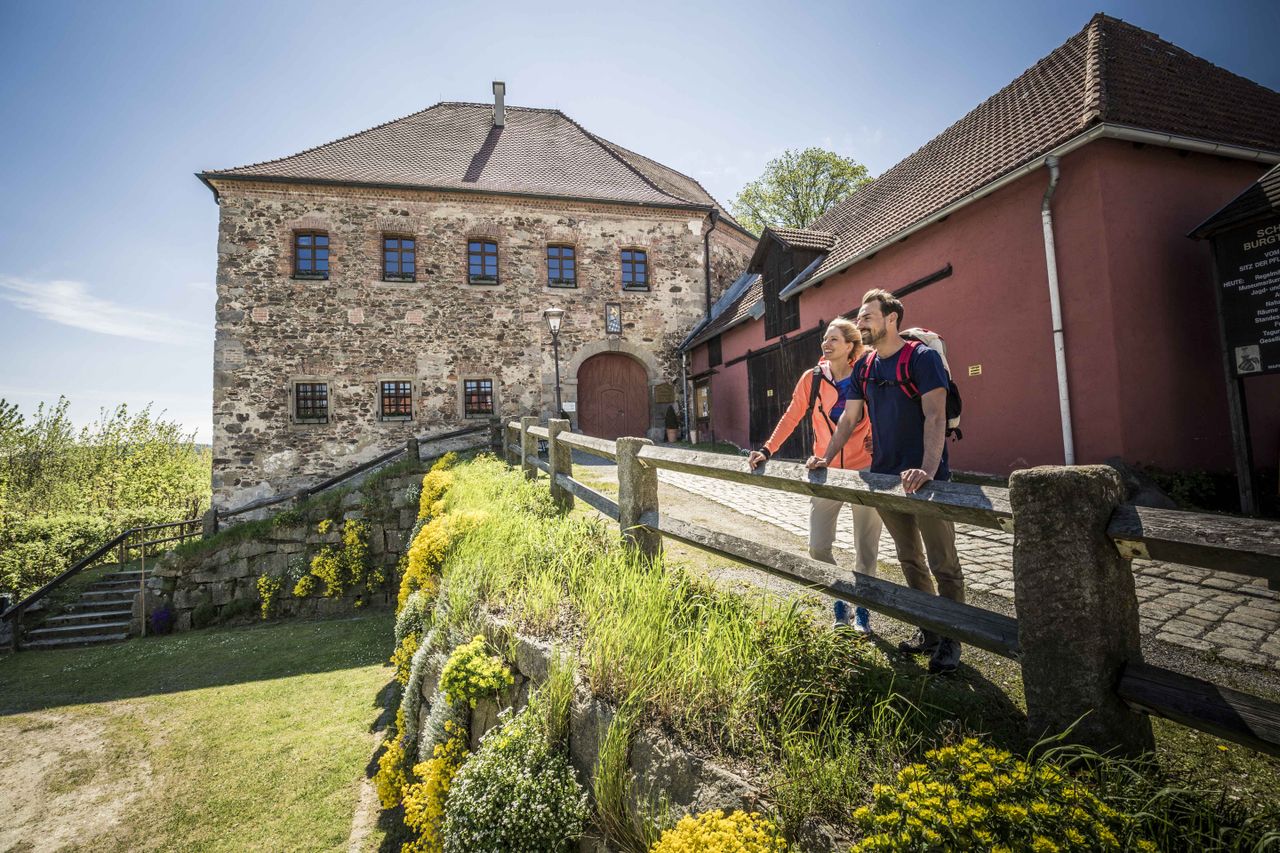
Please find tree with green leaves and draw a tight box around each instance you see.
[730,147,872,236]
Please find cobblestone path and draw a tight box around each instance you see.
[656,469,1280,671]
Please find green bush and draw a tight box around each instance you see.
[191,602,219,629]
[441,704,587,852]
[0,507,177,599]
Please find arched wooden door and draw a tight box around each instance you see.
[577,353,649,440]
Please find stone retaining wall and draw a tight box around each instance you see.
[412,615,842,852]
[146,464,428,632]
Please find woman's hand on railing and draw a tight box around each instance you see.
[805,455,828,470]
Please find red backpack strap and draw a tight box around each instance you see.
[857,351,876,399]
[896,340,921,399]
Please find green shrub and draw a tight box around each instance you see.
[221,597,256,621]
[441,704,587,852]
[191,601,219,629]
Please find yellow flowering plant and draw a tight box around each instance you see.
[374,709,412,809]
[294,518,381,599]
[650,809,789,853]
[391,631,421,686]
[850,738,1157,852]
[255,574,282,619]
[439,635,513,708]
[397,509,487,611]
[401,720,469,853]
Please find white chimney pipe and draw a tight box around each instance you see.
[492,81,506,127]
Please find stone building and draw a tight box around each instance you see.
[198,84,755,507]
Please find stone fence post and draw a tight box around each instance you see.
[1010,465,1154,756]
[201,508,219,539]
[405,436,420,462]
[520,416,538,481]
[488,416,503,456]
[548,418,573,512]
[616,437,661,561]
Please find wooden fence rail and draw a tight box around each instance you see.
[511,418,1280,759]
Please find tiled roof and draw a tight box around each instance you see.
[788,13,1280,293]
[767,227,835,251]
[1190,163,1280,237]
[201,102,739,222]
[682,274,763,350]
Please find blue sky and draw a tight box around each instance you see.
[1,0,1277,443]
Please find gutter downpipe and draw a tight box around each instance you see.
[680,351,690,442]
[1041,155,1076,465]
[703,208,719,319]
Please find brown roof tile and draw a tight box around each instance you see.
[767,227,836,251]
[201,102,738,220]
[792,14,1280,292]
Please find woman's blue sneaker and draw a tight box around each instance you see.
[833,600,851,628]
[853,606,872,634]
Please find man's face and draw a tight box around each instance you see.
[856,303,887,345]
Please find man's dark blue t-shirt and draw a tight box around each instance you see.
[849,343,951,481]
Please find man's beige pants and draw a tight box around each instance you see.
[808,496,882,575]
[876,508,966,603]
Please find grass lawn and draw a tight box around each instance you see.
[0,612,395,853]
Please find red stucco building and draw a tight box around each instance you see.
[682,14,1280,490]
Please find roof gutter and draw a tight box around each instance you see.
[782,124,1280,300]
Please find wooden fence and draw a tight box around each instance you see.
[506,418,1280,759]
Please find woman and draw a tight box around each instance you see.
[747,318,881,633]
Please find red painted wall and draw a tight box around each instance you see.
[696,140,1277,478]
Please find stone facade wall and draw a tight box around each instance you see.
[147,463,427,632]
[209,180,755,507]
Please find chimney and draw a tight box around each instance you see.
[492,81,506,127]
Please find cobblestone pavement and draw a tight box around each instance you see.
[656,469,1280,671]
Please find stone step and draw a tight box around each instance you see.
[72,598,135,613]
[81,588,139,599]
[26,620,132,640]
[102,571,146,582]
[43,609,133,626]
[22,632,129,650]
[87,579,145,592]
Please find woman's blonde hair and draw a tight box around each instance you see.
[827,317,864,360]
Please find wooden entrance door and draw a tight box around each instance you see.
[578,353,649,440]
[747,327,821,460]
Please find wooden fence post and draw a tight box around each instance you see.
[616,437,661,560]
[488,416,503,455]
[1010,465,1154,756]
[520,416,538,481]
[548,418,573,512]
[504,422,518,466]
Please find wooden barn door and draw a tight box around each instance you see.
[578,353,649,440]
[747,328,821,460]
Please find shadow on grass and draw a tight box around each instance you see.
[0,610,395,715]
[860,631,1030,753]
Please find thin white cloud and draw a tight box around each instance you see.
[0,276,203,345]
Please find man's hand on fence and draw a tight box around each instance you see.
[901,468,932,494]
[747,451,766,470]
[805,455,828,470]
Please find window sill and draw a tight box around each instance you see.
[467,278,500,286]
[292,418,329,425]
[382,276,417,283]
[622,286,651,293]
[379,416,413,422]
[548,281,577,289]
[464,412,495,419]
[292,274,329,281]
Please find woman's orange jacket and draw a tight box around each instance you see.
[761,358,873,470]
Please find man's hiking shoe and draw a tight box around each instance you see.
[898,628,941,656]
[833,600,852,629]
[853,607,872,634]
[928,638,962,675]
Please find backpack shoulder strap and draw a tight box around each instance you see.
[896,340,921,399]
[804,366,823,423]
[856,351,876,399]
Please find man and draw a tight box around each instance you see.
[806,288,965,674]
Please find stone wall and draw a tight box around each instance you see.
[210,180,755,506]
[147,463,427,632]
[410,613,842,852]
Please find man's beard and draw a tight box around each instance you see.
[860,327,884,345]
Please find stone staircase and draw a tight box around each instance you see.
[21,568,142,650]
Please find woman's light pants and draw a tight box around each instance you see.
[808,496,882,576]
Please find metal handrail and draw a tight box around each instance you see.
[219,424,489,520]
